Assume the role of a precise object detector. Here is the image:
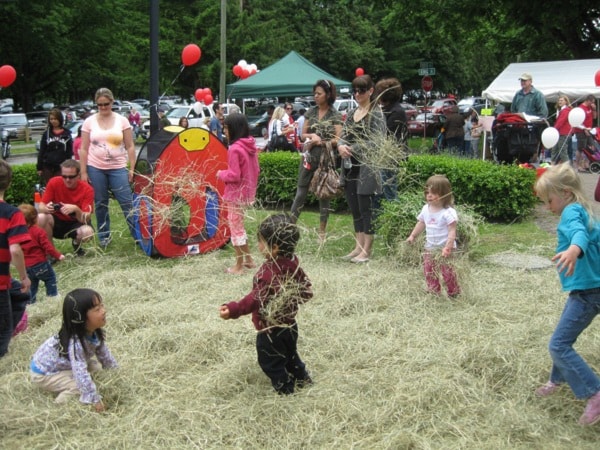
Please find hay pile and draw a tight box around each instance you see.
[2,211,600,448]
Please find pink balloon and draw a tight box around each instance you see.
[241,69,250,79]
[233,65,242,77]
[181,44,202,66]
[0,65,17,88]
[595,69,600,87]
[194,88,204,102]
[355,67,365,77]
[204,94,213,105]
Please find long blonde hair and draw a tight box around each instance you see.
[272,106,286,121]
[535,163,595,221]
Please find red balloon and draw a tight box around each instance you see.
[250,68,257,75]
[241,69,250,79]
[355,67,365,77]
[0,65,17,88]
[194,88,204,102]
[204,94,214,105]
[233,65,242,77]
[181,44,202,66]
[595,69,600,87]
[202,87,212,96]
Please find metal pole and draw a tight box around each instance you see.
[149,0,160,134]
[219,0,226,102]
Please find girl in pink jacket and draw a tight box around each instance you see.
[217,113,260,274]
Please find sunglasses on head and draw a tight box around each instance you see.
[62,174,78,180]
[353,88,368,95]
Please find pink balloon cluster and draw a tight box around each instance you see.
[0,65,17,88]
[195,87,213,105]
[232,59,258,79]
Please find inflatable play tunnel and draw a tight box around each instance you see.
[132,126,230,257]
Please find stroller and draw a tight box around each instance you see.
[492,113,547,164]
[581,132,600,174]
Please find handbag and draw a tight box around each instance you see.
[309,141,343,200]
[267,121,289,151]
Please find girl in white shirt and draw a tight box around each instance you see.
[406,175,461,297]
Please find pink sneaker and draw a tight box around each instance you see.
[579,391,600,426]
[535,381,560,397]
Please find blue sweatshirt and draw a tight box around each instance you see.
[556,203,600,292]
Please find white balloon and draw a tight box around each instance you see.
[248,63,257,72]
[237,59,248,68]
[568,107,585,128]
[541,127,559,149]
[193,101,202,115]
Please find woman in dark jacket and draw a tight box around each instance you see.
[37,108,73,185]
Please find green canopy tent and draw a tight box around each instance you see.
[226,51,352,100]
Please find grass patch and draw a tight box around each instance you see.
[3,201,597,449]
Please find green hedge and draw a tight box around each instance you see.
[6,155,537,222]
[5,163,38,206]
[401,155,537,222]
[256,151,347,211]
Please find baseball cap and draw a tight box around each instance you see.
[519,73,532,81]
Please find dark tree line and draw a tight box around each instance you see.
[0,0,597,110]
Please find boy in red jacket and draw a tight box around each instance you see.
[220,214,313,394]
[18,204,64,303]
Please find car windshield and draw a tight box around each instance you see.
[414,113,432,121]
[457,99,473,106]
[166,107,189,119]
[0,115,27,126]
[427,100,444,107]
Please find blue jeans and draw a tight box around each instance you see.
[548,288,600,399]
[26,261,58,303]
[87,166,135,242]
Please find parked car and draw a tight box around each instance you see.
[407,113,446,137]
[26,111,49,134]
[420,98,457,115]
[333,98,358,121]
[140,104,214,139]
[248,112,270,137]
[131,98,150,109]
[400,102,419,120]
[458,96,487,115]
[0,113,29,140]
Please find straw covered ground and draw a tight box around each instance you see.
[2,205,600,449]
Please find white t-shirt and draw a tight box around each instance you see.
[416,204,458,249]
[267,116,290,139]
[82,113,131,170]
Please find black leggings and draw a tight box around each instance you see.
[344,178,375,235]
[290,185,331,224]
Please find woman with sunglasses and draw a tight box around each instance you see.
[80,88,136,249]
[290,80,342,241]
[337,75,386,263]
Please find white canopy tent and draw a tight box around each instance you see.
[482,59,600,104]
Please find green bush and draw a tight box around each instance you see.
[375,191,483,264]
[5,163,38,205]
[256,151,347,211]
[401,155,537,222]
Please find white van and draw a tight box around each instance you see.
[140,104,215,139]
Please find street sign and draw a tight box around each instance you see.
[418,68,436,76]
[421,76,433,92]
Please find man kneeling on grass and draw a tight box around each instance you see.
[37,160,94,256]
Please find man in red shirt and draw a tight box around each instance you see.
[37,160,94,256]
[574,95,597,172]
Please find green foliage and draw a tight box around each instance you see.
[5,163,38,206]
[401,155,538,222]
[256,152,303,206]
[375,191,483,264]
